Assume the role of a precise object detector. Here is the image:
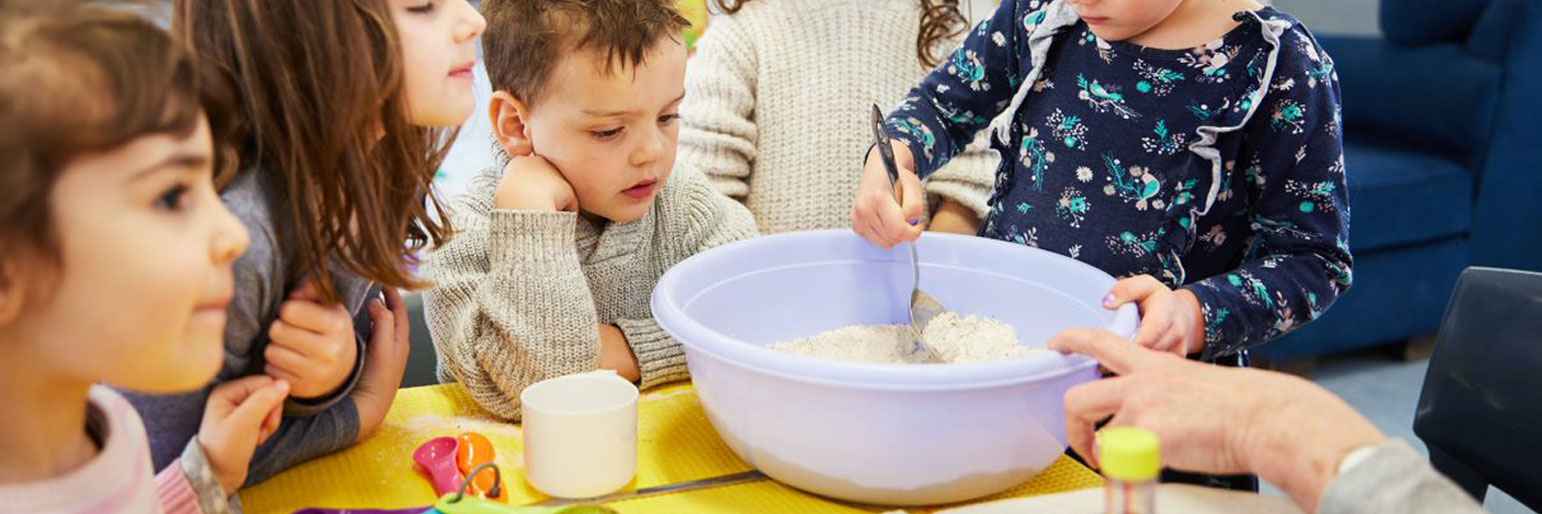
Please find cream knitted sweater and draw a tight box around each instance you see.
[421,162,758,420]
[679,0,1001,235]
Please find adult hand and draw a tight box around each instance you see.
[1048,329,1385,511]
[851,141,924,249]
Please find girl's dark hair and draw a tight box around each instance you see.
[174,0,456,302]
[711,0,968,68]
[0,2,204,271]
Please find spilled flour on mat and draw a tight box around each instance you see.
[768,312,1046,364]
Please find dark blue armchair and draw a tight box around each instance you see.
[1256,0,1542,360]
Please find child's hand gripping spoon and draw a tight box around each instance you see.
[413,437,465,497]
[457,432,508,502]
[870,104,949,363]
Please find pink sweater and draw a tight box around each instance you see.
[0,386,225,513]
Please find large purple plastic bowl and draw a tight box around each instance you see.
[651,231,1137,505]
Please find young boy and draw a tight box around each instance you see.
[422,0,759,420]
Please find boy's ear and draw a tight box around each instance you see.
[489,90,534,157]
[0,260,27,327]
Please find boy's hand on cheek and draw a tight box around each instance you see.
[598,323,641,383]
[494,154,578,212]
[1104,275,1206,357]
[264,280,359,399]
[199,376,289,494]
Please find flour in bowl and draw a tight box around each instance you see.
[768,312,1045,364]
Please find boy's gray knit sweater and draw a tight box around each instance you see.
[421,161,759,420]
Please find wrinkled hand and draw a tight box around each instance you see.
[852,141,924,249]
[350,287,410,443]
[1103,275,1206,356]
[1048,329,1385,511]
[198,376,289,494]
[494,154,578,212]
[265,280,358,399]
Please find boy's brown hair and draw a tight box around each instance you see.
[481,0,690,104]
[175,0,456,302]
[0,2,204,272]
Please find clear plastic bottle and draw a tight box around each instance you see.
[1101,426,1160,514]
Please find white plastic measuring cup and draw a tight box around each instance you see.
[520,370,639,498]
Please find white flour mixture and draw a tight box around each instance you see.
[768,312,1045,364]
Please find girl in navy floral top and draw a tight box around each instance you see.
[854,0,1351,363]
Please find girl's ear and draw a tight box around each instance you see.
[0,260,28,326]
[489,91,534,157]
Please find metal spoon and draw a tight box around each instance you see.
[870,104,948,363]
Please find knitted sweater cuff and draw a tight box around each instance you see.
[488,210,578,266]
[614,318,689,390]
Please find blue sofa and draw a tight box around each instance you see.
[1256,0,1542,360]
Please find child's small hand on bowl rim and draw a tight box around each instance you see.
[1103,275,1206,357]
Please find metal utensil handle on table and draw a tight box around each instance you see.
[869,105,923,293]
[526,470,768,507]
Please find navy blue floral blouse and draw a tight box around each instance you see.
[887,0,1352,358]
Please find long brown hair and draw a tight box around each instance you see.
[0,2,203,269]
[174,0,455,302]
[711,0,968,68]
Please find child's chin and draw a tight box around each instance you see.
[592,202,653,224]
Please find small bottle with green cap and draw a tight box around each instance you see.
[1100,426,1160,514]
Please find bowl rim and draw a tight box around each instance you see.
[652,231,1139,388]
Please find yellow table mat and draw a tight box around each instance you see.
[241,383,1103,514]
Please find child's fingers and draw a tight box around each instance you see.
[261,365,304,394]
[876,196,922,245]
[206,375,276,418]
[1134,296,1174,348]
[898,171,925,227]
[383,288,409,342]
[263,343,319,381]
[1105,275,1164,309]
[367,298,398,351]
[222,381,290,436]
[863,217,895,249]
[278,300,351,335]
[265,322,330,359]
[257,390,286,445]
